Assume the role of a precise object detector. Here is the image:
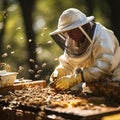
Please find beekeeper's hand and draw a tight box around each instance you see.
[50,68,67,84]
[51,73,83,91]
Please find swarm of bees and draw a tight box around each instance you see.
[0,26,58,81]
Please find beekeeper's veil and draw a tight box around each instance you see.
[50,8,95,57]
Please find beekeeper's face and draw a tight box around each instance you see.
[62,23,91,56]
[66,28,85,43]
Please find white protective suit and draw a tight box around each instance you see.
[50,8,120,91]
[51,23,120,85]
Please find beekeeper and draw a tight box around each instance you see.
[49,8,120,91]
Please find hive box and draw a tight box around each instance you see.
[0,71,18,88]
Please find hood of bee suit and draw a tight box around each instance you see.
[50,8,95,57]
[50,8,94,35]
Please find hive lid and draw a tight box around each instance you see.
[0,70,18,77]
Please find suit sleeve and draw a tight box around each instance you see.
[83,30,120,82]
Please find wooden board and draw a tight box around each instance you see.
[45,107,120,120]
[102,113,120,120]
[0,80,46,94]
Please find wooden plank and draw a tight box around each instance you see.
[45,107,120,120]
[102,113,120,120]
[0,80,46,93]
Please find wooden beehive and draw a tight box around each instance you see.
[0,79,120,120]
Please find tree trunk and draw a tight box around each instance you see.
[107,0,120,42]
[85,0,93,16]
[18,0,37,80]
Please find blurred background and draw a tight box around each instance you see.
[0,0,120,82]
